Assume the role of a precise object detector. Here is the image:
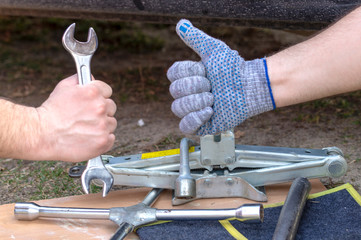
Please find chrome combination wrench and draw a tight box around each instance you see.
[62,23,114,197]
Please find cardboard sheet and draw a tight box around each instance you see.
[0,179,326,240]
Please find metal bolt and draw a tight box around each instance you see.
[225,157,234,164]
[203,179,212,187]
[226,178,234,186]
[202,158,211,165]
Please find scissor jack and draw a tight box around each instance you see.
[69,130,347,205]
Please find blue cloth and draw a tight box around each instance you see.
[136,185,361,240]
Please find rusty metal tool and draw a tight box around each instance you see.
[62,23,113,197]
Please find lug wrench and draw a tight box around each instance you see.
[15,189,263,240]
[62,23,114,197]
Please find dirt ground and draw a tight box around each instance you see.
[0,17,360,204]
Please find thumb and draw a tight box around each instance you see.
[176,19,228,61]
[59,74,79,86]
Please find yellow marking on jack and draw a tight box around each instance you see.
[141,147,195,159]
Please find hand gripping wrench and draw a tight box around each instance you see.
[62,23,114,197]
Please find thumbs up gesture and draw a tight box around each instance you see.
[167,20,276,135]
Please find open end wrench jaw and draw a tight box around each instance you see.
[81,168,114,197]
[62,23,98,56]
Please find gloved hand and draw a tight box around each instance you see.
[167,20,276,136]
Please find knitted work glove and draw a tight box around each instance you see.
[167,20,276,135]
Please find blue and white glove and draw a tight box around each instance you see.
[167,19,276,136]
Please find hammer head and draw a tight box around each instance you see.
[62,23,98,55]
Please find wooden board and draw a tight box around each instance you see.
[0,179,326,240]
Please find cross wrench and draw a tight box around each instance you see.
[15,189,263,240]
[62,23,114,197]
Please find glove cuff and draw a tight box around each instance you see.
[262,58,276,109]
[244,58,276,118]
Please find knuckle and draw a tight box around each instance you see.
[85,85,100,98]
[96,102,107,115]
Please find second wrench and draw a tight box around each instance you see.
[62,23,114,197]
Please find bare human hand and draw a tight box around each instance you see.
[35,75,117,162]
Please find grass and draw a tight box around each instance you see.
[0,159,90,203]
[291,92,361,124]
[0,158,105,204]
[151,134,183,151]
[354,120,361,126]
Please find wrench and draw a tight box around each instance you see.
[62,23,114,197]
[15,189,263,240]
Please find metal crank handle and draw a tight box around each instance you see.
[156,204,264,222]
[14,202,110,221]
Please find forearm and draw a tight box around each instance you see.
[0,99,41,160]
[268,7,361,107]
[0,76,116,162]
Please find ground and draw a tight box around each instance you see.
[0,17,360,204]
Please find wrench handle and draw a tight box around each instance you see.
[71,51,114,197]
[142,188,163,206]
[110,223,134,240]
[15,202,110,220]
[86,156,105,168]
[72,54,93,86]
[155,204,263,221]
